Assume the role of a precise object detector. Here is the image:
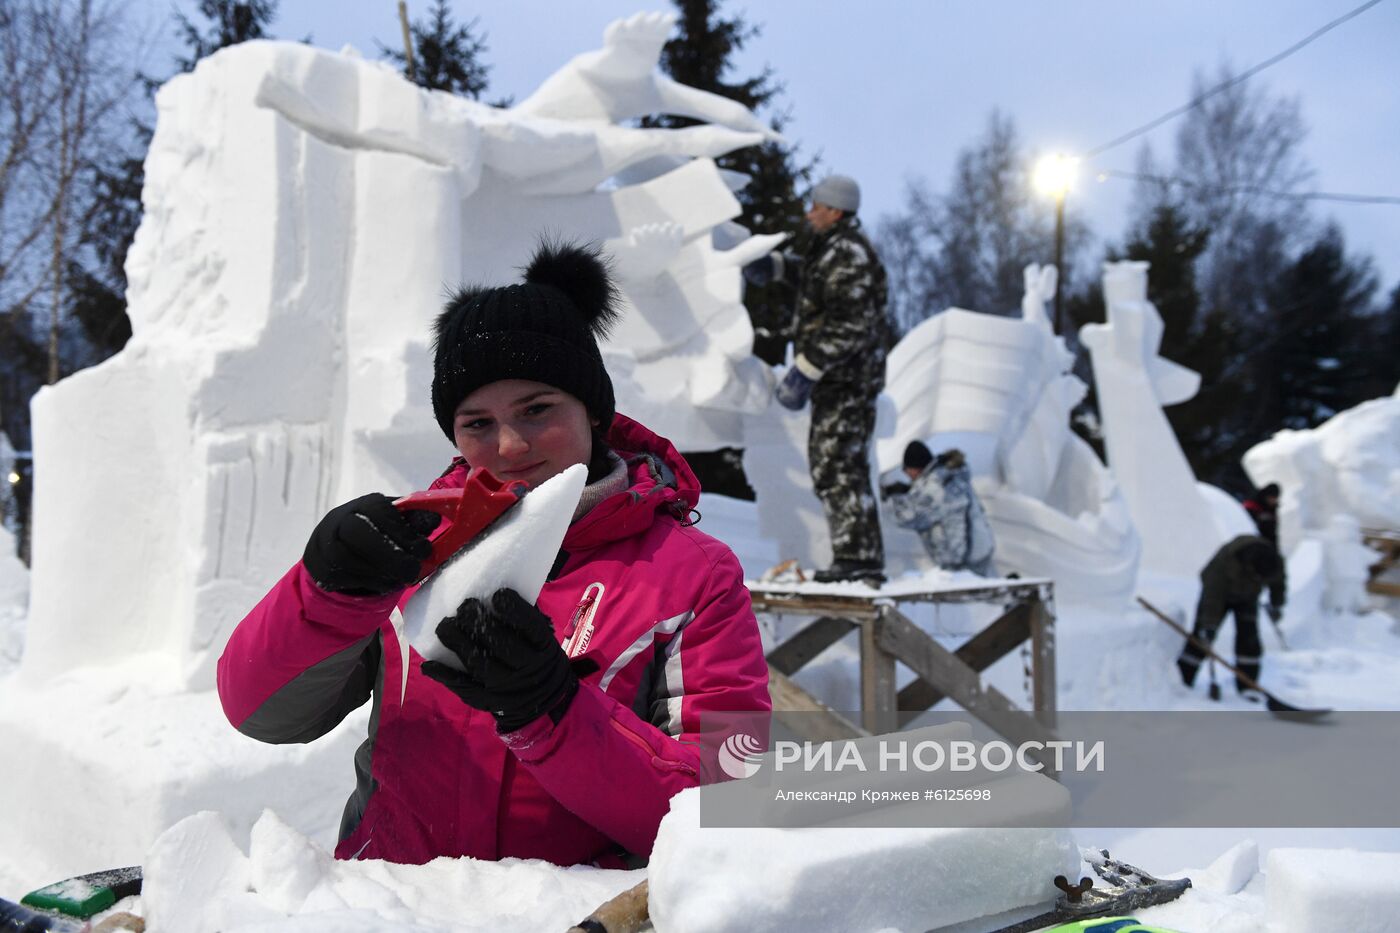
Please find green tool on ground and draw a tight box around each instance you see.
[19,867,142,920]
[1045,919,1182,932]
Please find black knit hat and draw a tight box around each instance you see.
[431,240,621,439]
[903,440,934,471]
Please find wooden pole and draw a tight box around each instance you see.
[397,1,416,81]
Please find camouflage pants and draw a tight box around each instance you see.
[808,380,883,565]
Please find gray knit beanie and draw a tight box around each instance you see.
[811,175,861,213]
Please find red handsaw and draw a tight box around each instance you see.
[393,467,529,583]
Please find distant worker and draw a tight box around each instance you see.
[1177,535,1287,698]
[743,174,892,584]
[882,443,996,576]
[1241,482,1280,547]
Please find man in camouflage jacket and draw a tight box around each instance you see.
[1177,534,1287,695]
[884,444,996,576]
[745,174,892,584]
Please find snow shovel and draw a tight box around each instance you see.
[1138,597,1330,719]
[393,466,530,584]
[566,879,649,933]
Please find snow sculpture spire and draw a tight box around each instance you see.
[1080,261,1225,578]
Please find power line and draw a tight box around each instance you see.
[1098,169,1400,206]
[1081,0,1387,160]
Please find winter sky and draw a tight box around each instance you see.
[134,0,1400,291]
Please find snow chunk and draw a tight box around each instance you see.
[398,464,586,687]
[650,786,1077,932]
[1266,848,1400,933]
[1193,839,1258,896]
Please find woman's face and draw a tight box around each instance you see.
[451,379,595,488]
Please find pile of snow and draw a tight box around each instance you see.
[136,810,637,933]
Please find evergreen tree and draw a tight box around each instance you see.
[643,0,815,500]
[1255,225,1378,431]
[174,1,279,71]
[381,0,491,99]
[648,0,816,366]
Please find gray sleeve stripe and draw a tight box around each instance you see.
[237,634,379,744]
[599,610,695,693]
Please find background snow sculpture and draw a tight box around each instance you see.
[8,17,782,883]
[1243,387,1399,615]
[1243,389,1400,549]
[23,21,775,692]
[1080,261,1231,579]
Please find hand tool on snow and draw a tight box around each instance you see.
[566,879,649,933]
[1138,597,1330,718]
[922,850,1190,933]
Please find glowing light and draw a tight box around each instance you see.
[1033,153,1078,198]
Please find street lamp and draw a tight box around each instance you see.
[1033,153,1077,334]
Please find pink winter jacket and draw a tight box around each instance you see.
[217,415,771,867]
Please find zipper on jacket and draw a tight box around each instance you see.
[563,582,604,658]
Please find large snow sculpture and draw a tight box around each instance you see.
[1080,261,1229,579]
[23,21,774,691]
[7,15,780,882]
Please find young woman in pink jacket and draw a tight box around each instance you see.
[217,241,771,868]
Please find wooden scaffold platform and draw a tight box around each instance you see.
[748,575,1058,747]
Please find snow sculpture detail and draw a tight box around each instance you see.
[1080,261,1227,579]
[23,21,776,691]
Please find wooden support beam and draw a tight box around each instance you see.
[896,601,1032,711]
[860,613,898,735]
[749,594,882,620]
[874,606,1058,748]
[766,616,858,676]
[1028,596,1058,729]
[768,665,868,742]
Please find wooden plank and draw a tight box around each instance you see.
[767,666,868,742]
[874,606,1058,749]
[766,616,858,676]
[860,614,898,735]
[1368,579,1400,598]
[1028,596,1058,729]
[896,601,1033,711]
[749,594,881,620]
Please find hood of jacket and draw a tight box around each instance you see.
[432,413,700,554]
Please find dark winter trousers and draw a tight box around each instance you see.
[808,379,883,566]
[1178,595,1262,692]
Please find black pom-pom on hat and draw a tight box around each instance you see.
[430,238,620,440]
[524,239,621,340]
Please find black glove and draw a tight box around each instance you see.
[420,588,583,733]
[742,253,776,286]
[302,493,441,595]
[880,481,912,500]
[1266,602,1283,623]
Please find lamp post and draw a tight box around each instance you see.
[1033,154,1077,335]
